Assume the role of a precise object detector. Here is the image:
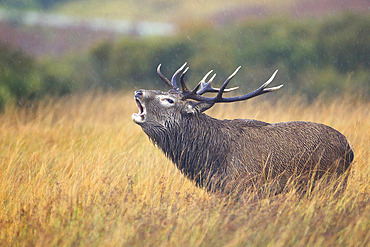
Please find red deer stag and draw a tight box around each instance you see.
[132,63,354,194]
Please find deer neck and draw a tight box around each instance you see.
[141,113,228,187]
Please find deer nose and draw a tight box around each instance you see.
[134,90,143,98]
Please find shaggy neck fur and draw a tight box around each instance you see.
[141,113,229,188]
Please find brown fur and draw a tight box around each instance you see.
[132,89,353,194]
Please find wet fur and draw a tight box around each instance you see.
[139,109,354,193]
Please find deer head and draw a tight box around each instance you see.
[132,63,282,127]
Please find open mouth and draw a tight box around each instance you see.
[136,99,144,114]
[132,98,146,123]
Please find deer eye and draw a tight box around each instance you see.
[166,98,174,104]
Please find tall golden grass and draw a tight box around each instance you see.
[0,92,368,246]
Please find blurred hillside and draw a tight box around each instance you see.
[54,0,369,23]
[0,0,368,109]
[2,0,368,22]
[0,0,368,57]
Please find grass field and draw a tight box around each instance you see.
[0,92,369,246]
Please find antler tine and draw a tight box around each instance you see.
[191,70,212,94]
[171,62,187,90]
[260,70,279,90]
[216,69,282,102]
[180,67,190,92]
[201,70,214,83]
[208,73,216,85]
[197,72,240,95]
[157,64,173,89]
[215,66,241,100]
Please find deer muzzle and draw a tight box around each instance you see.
[132,90,146,124]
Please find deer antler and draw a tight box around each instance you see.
[162,63,238,95]
[157,64,282,106]
[157,64,172,89]
[157,63,187,91]
[181,67,282,103]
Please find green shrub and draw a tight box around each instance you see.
[0,43,39,106]
[86,13,368,99]
[316,13,369,72]
[0,43,72,109]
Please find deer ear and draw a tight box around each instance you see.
[183,101,215,114]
